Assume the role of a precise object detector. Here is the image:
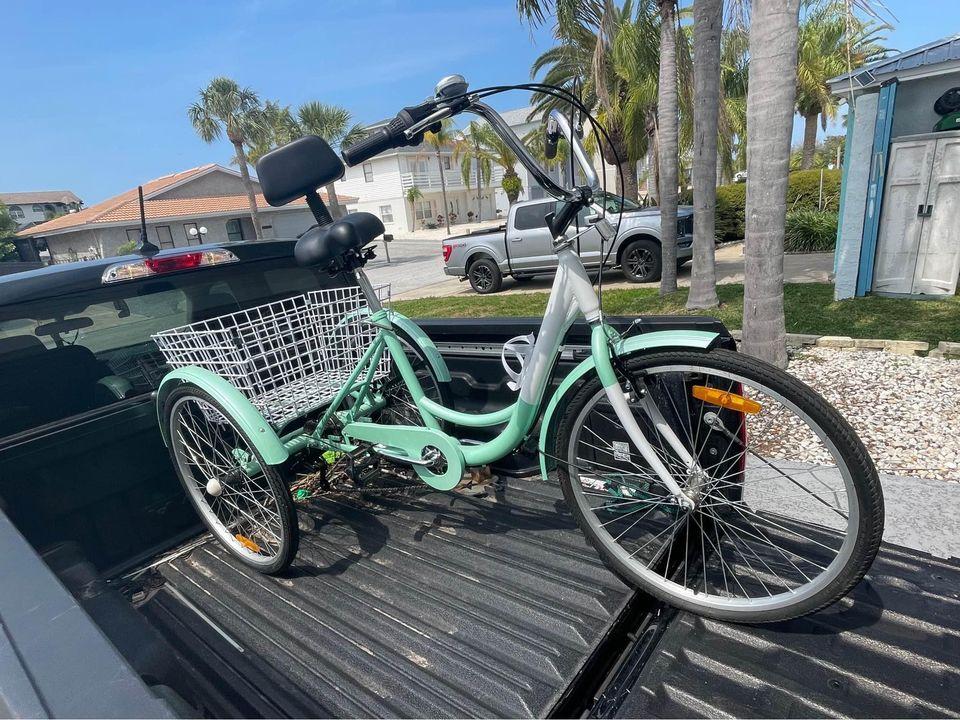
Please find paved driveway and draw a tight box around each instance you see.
[366,239,835,300]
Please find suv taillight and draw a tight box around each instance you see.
[442,244,452,262]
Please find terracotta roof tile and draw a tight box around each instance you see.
[17,164,357,237]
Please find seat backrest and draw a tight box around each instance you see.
[257,135,345,207]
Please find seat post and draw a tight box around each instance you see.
[354,267,383,312]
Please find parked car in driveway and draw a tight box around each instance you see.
[442,192,694,293]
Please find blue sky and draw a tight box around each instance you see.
[2,0,956,204]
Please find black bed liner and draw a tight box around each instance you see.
[596,543,960,719]
[140,476,634,718]
[134,473,960,720]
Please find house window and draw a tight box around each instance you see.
[32,204,43,212]
[226,218,245,242]
[379,205,394,223]
[363,163,374,182]
[125,228,141,246]
[183,222,199,245]
[8,205,24,220]
[415,200,432,221]
[155,225,174,249]
[442,156,451,171]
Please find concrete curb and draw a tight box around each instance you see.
[727,331,956,358]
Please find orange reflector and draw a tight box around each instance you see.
[234,534,261,553]
[692,385,762,414]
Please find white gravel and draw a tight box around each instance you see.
[784,347,960,483]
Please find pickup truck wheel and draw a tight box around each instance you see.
[468,258,503,294]
[621,239,662,283]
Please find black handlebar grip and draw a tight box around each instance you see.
[341,127,397,166]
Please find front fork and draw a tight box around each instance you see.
[590,323,700,510]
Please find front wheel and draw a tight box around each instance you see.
[164,384,299,574]
[554,348,884,623]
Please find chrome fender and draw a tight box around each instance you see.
[156,366,289,466]
[537,329,721,479]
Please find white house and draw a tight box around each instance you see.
[334,122,501,235]
[18,164,356,262]
[0,190,83,230]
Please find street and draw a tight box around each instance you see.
[366,237,836,300]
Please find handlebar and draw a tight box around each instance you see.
[340,77,600,208]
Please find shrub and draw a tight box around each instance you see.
[713,169,842,242]
[784,209,838,253]
[116,240,138,255]
[715,182,747,241]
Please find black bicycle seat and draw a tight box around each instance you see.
[294,212,385,268]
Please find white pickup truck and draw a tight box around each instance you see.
[442,193,693,293]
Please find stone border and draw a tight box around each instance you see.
[727,331,959,358]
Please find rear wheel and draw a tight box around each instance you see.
[165,384,298,574]
[468,257,503,294]
[555,349,884,623]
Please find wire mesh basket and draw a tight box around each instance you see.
[152,285,391,429]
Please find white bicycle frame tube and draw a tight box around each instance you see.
[495,247,694,506]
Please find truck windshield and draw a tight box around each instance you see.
[597,192,642,213]
[0,260,337,440]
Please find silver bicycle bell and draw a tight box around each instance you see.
[435,74,469,100]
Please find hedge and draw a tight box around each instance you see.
[714,169,842,242]
[784,209,838,253]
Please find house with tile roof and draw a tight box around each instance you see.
[15,164,357,263]
[0,190,83,232]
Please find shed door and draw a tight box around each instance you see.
[872,139,936,294]
[912,135,960,295]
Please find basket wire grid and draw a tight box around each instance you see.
[152,285,391,429]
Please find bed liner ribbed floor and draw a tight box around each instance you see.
[600,542,960,718]
[140,476,634,718]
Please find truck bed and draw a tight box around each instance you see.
[137,475,636,718]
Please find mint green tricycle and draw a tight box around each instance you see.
[153,79,883,623]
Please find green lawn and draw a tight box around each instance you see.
[394,283,960,347]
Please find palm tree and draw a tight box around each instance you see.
[795,1,887,169]
[405,186,424,228]
[525,0,655,202]
[247,101,299,165]
[656,0,679,295]
[424,119,455,235]
[482,126,524,204]
[296,102,366,219]
[686,0,723,310]
[453,121,494,221]
[741,0,802,368]
[717,27,750,183]
[188,77,269,240]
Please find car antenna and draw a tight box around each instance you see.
[136,185,160,256]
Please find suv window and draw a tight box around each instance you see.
[0,261,333,439]
[513,202,552,230]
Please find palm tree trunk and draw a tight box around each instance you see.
[436,149,450,235]
[475,154,483,221]
[658,0,680,295]
[801,111,818,169]
[687,0,723,310]
[742,0,801,368]
[234,141,263,240]
[324,182,345,219]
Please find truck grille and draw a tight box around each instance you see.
[677,214,693,236]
